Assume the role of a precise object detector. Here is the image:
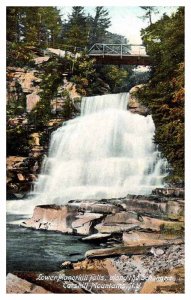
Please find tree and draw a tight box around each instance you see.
[88,6,111,46]
[64,6,89,48]
[137,7,184,181]
[140,6,159,25]
[7,7,26,42]
[7,7,62,47]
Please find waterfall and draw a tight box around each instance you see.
[33,92,168,204]
[7,92,168,214]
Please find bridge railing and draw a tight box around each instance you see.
[88,43,147,58]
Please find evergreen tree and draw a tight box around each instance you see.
[64,6,89,49]
[7,6,62,47]
[137,7,184,181]
[140,6,159,25]
[7,7,26,42]
[88,6,111,46]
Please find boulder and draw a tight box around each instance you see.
[6,273,51,294]
[61,261,73,269]
[33,56,50,64]
[128,85,149,116]
[71,212,103,235]
[21,205,74,233]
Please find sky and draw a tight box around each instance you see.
[59,6,179,44]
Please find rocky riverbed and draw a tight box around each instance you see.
[6,188,184,294]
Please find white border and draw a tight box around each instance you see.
[0,0,190,299]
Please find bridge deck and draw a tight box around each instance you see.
[89,54,151,66]
[88,44,151,66]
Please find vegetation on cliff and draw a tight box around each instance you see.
[136,7,184,182]
[6,6,184,185]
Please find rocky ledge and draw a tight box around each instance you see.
[21,188,184,238]
[7,188,184,294]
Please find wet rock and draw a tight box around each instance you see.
[68,200,121,214]
[128,85,149,116]
[7,156,27,170]
[30,133,41,146]
[17,173,25,181]
[82,233,111,242]
[153,187,184,198]
[61,261,73,269]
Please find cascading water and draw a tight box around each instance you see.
[33,92,168,203]
[7,92,168,214]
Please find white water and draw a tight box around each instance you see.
[7,92,168,214]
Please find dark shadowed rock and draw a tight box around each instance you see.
[152,187,184,198]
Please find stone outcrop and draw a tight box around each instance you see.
[22,205,104,235]
[21,188,184,241]
[22,205,74,233]
[7,67,41,113]
[10,188,184,294]
[128,85,149,116]
[6,156,39,198]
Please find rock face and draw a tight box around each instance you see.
[22,205,104,235]
[7,67,41,113]
[128,85,149,116]
[22,205,74,233]
[6,156,39,198]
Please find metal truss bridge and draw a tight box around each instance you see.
[88,43,151,66]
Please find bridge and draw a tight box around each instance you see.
[88,43,151,66]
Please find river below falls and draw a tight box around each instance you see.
[6,212,100,274]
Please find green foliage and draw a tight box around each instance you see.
[7,7,62,48]
[7,82,26,117]
[137,8,184,180]
[96,65,129,93]
[7,126,29,156]
[7,42,36,67]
